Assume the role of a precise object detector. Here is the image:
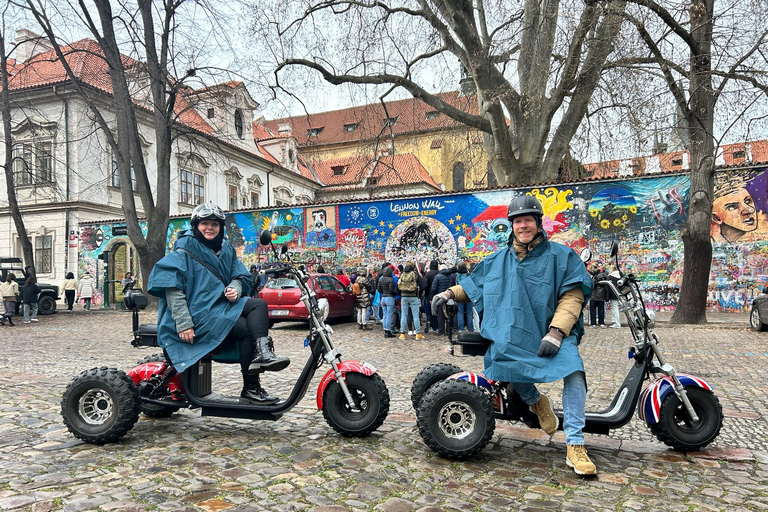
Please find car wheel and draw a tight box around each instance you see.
[750,305,766,331]
[38,296,57,315]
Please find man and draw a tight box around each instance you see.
[432,195,596,475]
[711,180,757,243]
[397,260,425,340]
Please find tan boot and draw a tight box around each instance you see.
[566,445,597,476]
[529,393,558,435]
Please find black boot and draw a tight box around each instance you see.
[240,373,279,404]
[384,330,394,338]
[249,336,290,372]
[6,316,13,326]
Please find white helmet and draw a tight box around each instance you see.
[191,203,225,226]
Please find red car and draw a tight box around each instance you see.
[258,273,357,327]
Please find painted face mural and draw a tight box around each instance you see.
[488,218,511,243]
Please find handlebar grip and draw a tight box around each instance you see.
[260,266,285,276]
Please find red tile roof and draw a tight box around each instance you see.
[312,153,441,191]
[584,140,768,179]
[264,91,479,147]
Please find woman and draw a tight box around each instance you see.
[588,262,607,328]
[147,203,289,404]
[78,271,96,311]
[122,272,135,293]
[21,275,41,324]
[354,267,373,330]
[61,272,77,311]
[0,272,19,326]
[377,264,396,338]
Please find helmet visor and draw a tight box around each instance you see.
[192,203,226,222]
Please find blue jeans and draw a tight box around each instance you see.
[381,296,395,331]
[400,296,421,333]
[512,371,587,445]
[457,302,474,331]
[23,303,38,322]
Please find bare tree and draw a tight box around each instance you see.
[254,0,628,186]
[616,0,768,323]
[0,6,35,276]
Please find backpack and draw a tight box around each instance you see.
[352,282,362,295]
[398,271,417,292]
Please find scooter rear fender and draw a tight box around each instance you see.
[638,373,714,425]
[448,371,506,415]
[316,360,379,409]
[126,362,184,399]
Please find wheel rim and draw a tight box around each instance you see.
[78,389,115,425]
[341,388,368,415]
[437,400,476,439]
[751,308,760,328]
[671,401,705,435]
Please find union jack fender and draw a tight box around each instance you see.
[316,360,378,409]
[126,362,184,399]
[638,373,714,424]
[448,371,506,415]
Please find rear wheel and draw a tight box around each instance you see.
[61,367,140,445]
[410,363,464,411]
[38,295,56,315]
[135,354,179,418]
[417,379,495,460]
[322,373,390,437]
[750,306,766,331]
[649,387,723,452]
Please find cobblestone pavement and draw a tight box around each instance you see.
[1,308,767,511]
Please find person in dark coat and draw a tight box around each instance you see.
[377,265,396,337]
[588,262,608,328]
[430,264,456,335]
[354,267,373,330]
[21,275,41,324]
[454,261,474,332]
[424,260,440,333]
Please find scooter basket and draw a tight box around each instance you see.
[454,332,492,356]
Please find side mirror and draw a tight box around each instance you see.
[610,241,619,258]
[260,230,273,246]
[580,248,592,263]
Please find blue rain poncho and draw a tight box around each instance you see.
[147,230,251,371]
[457,233,592,383]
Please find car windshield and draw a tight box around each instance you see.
[265,277,298,290]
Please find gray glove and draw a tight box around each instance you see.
[538,327,564,357]
[431,289,454,313]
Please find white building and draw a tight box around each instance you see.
[0,30,320,284]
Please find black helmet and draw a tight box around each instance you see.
[507,195,543,221]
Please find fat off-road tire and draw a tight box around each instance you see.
[410,363,464,411]
[417,379,495,460]
[61,367,140,445]
[322,373,390,437]
[648,387,723,452]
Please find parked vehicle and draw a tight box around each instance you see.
[60,230,390,445]
[411,241,723,460]
[0,257,60,315]
[750,286,768,331]
[259,273,356,327]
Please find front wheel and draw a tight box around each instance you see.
[417,379,495,460]
[61,367,140,445]
[410,363,464,411]
[648,387,723,452]
[322,373,390,437]
[750,306,766,332]
[38,296,56,315]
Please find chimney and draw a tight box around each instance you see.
[277,123,292,135]
[15,29,53,63]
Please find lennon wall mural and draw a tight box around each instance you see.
[78,168,768,312]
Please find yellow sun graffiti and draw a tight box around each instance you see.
[528,187,574,219]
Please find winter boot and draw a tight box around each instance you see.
[240,373,279,404]
[529,393,558,435]
[249,336,290,373]
[384,330,394,338]
[566,445,597,476]
[6,315,13,326]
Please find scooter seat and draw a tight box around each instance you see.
[208,345,241,364]
[455,331,492,356]
[137,323,158,336]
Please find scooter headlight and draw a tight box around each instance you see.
[646,310,656,329]
[317,298,330,322]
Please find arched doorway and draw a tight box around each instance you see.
[109,241,140,307]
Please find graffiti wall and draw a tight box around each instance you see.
[78,168,768,311]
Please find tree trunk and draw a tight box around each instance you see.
[670,0,715,324]
[0,30,35,276]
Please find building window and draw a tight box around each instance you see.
[307,127,324,137]
[111,154,137,190]
[234,109,244,139]
[12,142,53,185]
[251,192,260,209]
[35,235,52,273]
[733,150,746,159]
[343,123,359,132]
[332,165,347,176]
[384,116,399,126]
[207,107,215,119]
[180,169,205,205]
[425,111,440,120]
[229,185,239,210]
[368,177,378,186]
